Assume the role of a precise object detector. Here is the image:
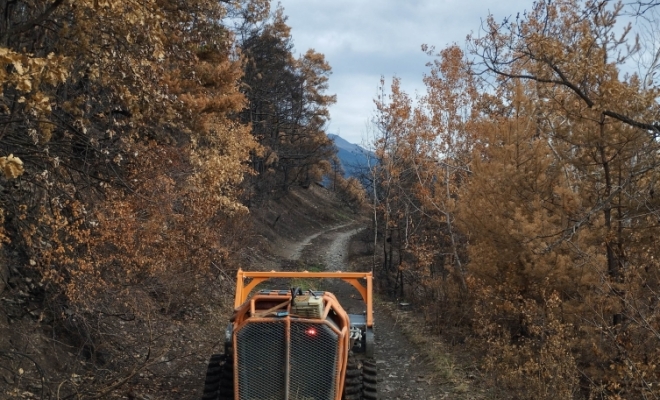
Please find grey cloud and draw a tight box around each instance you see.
[278,0,536,143]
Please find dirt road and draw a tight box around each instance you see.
[290,223,451,400]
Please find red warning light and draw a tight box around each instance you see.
[305,327,318,337]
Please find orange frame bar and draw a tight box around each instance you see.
[234,269,374,327]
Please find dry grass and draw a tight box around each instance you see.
[375,298,491,399]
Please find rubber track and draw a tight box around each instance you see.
[362,359,378,399]
[218,353,234,400]
[343,353,362,400]
[201,354,223,400]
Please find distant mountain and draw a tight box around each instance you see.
[327,134,376,181]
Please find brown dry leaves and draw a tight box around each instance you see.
[372,1,660,398]
[0,154,24,179]
[0,1,263,396]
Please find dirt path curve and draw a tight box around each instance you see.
[288,222,355,261]
[291,223,449,400]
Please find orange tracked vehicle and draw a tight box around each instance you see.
[201,269,377,400]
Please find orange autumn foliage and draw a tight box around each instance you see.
[372,1,660,398]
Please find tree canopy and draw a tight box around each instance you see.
[0,0,340,397]
[371,1,660,397]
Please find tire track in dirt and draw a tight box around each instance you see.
[293,223,449,399]
[288,222,354,261]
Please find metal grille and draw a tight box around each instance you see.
[237,321,286,399]
[236,320,339,400]
[290,322,338,400]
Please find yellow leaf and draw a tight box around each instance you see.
[0,154,25,179]
[17,78,32,92]
[13,61,24,75]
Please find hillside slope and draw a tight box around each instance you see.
[0,185,360,399]
[1,184,486,399]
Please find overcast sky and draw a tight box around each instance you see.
[275,0,535,145]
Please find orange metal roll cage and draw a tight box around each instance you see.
[234,269,374,327]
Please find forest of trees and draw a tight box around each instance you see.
[4,0,660,398]
[0,0,339,397]
[370,0,660,398]
[236,6,337,198]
